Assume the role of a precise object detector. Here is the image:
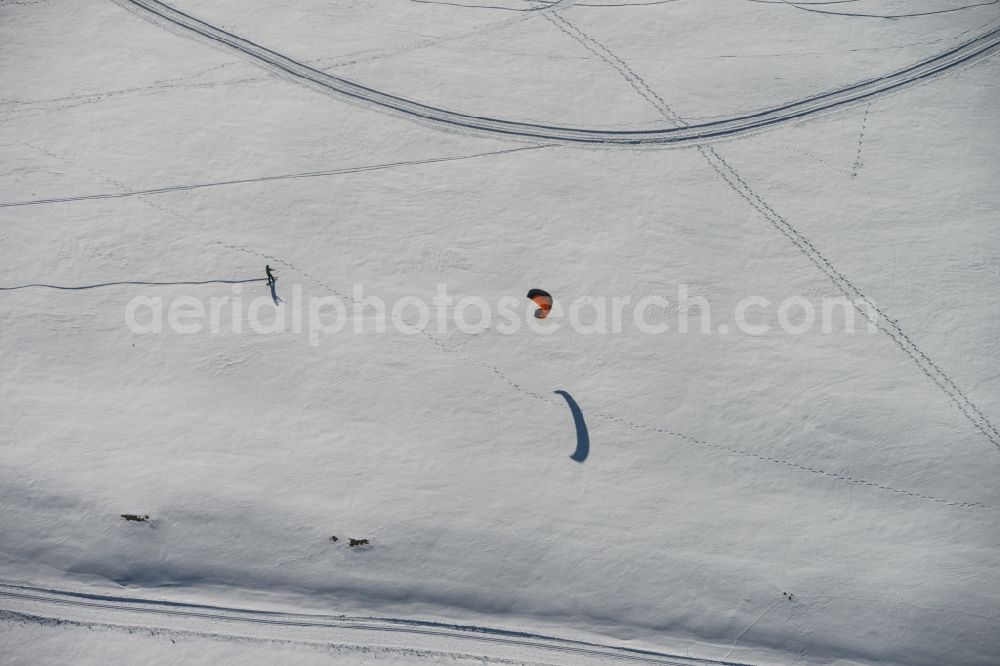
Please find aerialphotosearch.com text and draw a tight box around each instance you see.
[125,283,879,345]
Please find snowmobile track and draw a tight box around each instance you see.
[113,0,1000,146]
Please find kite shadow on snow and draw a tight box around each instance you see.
[554,390,589,463]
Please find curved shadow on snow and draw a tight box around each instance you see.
[554,390,589,463]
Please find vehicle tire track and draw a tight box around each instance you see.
[113,0,1000,146]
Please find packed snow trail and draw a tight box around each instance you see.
[113,0,1000,146]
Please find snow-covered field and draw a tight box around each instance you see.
[2,1,999,664]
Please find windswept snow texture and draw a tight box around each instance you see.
[2,1,1000,665]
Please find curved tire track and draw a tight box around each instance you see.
[114,0,1000,146]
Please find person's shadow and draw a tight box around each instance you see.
[268,279,282,305]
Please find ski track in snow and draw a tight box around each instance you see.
[762,0,1000,20]
[0,144,553,209]
[0,279,263,291]
[0,583,754,666]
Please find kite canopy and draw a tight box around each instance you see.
[527,288,553,319]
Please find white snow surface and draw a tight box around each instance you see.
[2,0,1000,664]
